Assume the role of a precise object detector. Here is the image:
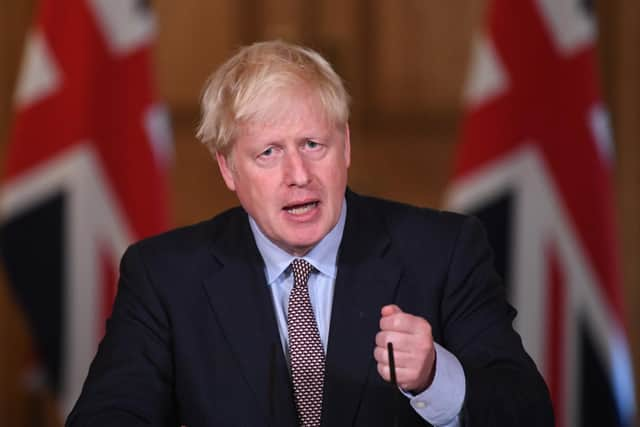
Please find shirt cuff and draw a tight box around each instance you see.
[401,342,465,427]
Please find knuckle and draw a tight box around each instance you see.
[418,317,431,334]
[423,322,432,336]
[392,316,401,329]
[373,346,383,361]
[416,338,431,353]
[381,317,392,331]
[377,363,388,378]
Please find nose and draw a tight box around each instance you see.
[284,150,311,187]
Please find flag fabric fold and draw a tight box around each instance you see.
[1,0,171,417]
[446,0,635,426]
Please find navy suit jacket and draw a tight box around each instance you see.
[67,191,553,426]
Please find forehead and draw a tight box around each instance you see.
[237,88,332,138]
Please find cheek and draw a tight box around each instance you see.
[328,161,349,188]
[238,173,278,206]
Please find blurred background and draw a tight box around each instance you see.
[0,0,638,426]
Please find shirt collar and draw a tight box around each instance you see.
[249,198,347,284]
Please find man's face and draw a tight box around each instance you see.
[216,89,350,256]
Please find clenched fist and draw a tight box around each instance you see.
[374,304,436,393]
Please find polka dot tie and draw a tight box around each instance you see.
[287,259,325,427]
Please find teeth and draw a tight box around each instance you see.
[286,202,317,215]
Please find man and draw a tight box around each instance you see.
[67,41,553,426]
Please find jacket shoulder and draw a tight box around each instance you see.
[349,191,472,235]
[347,191,491,266]
[123,206,247,268]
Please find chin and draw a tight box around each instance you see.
[277,222,332,254]
[286,236,322,256]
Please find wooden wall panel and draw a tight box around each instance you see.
[257,0,306,41]
[347,132,454,208]
[0,1,638,425]
[609,0,640,405]
[298,0,362,105]
[169,123,236,226]
[0,0,35,164]
[0,2,43,426]
[154,0,239,111]
[367,1,482,116]
[0,271,32,427]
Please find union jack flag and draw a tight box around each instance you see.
[1,0,171,418]
[446,0,636,426]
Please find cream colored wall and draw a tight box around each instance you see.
[0,1,638,425]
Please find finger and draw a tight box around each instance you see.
[375,331,414,349]
[376,331,428,352]
[380,312,432,336]
[373,345,388,364]
[374,342,414,361]
[377,360,390,382]
[379,312,411,332]
[374,345,423,368]
[381,304,402,317]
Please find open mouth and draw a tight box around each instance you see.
[283,201,319,215]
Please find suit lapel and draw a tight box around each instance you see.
[199,194,402,426]
[201,212,297,426]
[322,192,403,426]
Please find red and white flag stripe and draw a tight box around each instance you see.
[446,0,635,425]
[1,0,171,417]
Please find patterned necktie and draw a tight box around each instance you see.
[287,258,325,427]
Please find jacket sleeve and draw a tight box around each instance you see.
[440,215,554,426]
[66,244,178,426]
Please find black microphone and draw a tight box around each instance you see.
[388,342,399,427]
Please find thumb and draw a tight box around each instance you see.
[381,304,402,317]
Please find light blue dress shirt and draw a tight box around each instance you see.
[249,199,465,426]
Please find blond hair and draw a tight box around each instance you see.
[196,40,350,155]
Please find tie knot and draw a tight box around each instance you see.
[291,258,313,288]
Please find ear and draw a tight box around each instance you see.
[216,151,236,191]
[343,123,351,168]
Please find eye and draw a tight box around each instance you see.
[259,147,274,157]
[255,145,281,167]
[305,139,320,149]
[301,138,327,160]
